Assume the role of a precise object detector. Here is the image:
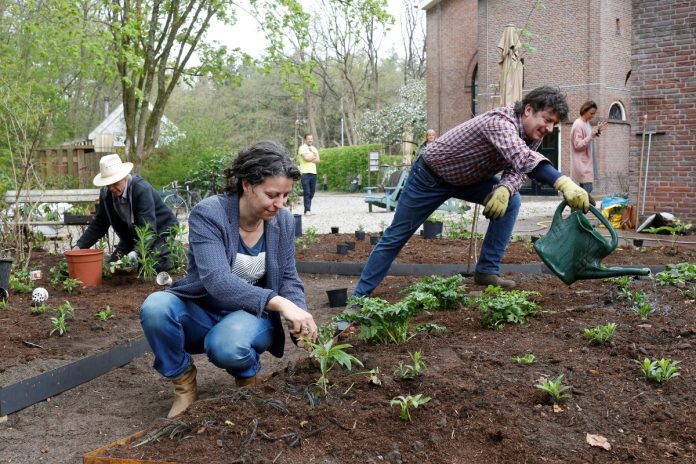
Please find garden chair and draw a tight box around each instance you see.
[364,170,408,212]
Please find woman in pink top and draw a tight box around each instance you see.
[570,101,607,196]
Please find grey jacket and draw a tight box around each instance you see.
[167,194,306,358]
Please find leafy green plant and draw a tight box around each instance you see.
[10,269,33,293]
[304,337,363,395]
[633,301,654,320]
[134,224,158,281]
[96,305,113,321]
[473,286,540,329]
[640,358,681,384]
[681,285,696,300]
[584,323,617,345]
[443,214,481,240]
[356,224,365,232]
[49,313,68,336]
[426,212,445,223]
[49,261,69,287]
[336,297,417,345]
[62,277,82,294]
[166,224,188,272]
[0,300,8,310]
[390,394,431,422]
[605,275,631,290]
[403,274,468,311]
[655,262,696,286]
[295,226,319,250]
[57,301,75,319]
[394,351,426,380]
[513,353,536,364]
[31,303,50,315]
[536,374,573,401]
[415,323,447,334]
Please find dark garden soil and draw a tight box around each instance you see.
[1,235,695,463]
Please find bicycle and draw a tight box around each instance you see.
[162,180,201,219]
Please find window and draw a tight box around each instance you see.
[471,64,478,116]
[608,102,625,121]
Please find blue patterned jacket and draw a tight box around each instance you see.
[167,193,306,358]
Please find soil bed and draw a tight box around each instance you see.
[102,273,696,463]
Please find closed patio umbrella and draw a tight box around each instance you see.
[498,24,523,107]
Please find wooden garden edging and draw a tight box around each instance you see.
[0,336,150,416]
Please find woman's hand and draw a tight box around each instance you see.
[267,296,318,343]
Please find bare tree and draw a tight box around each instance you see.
[401,0,426,83]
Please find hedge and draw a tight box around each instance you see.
[314,144,402,191]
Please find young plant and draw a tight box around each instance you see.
[62,277,82,294]
[96,305,113,321]
[584,323,617,345]
[166,224,188,272]
[57,301,76,319]
[31,303,51,315]
[304,337,363,395]
[536,374,573,401]
[336,297,417,345]
[394,351,426,380]
[49,261,69,287]
[633,301,654,320]
[390,394,431,422]
[356,224,365,232]
[403,274,468,311]
[134,224,158,281]
[473,286,540,329]
[415,323,447,334]
[49,313,68,336]
[10,269,33,293]
[655,262,696,286]
[0,300,8,310]
[513,353,536,364]
[640,358,681,384]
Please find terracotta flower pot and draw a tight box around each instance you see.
[64,249,104,287]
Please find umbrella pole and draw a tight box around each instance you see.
[636,115,648,231]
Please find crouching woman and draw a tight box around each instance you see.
[140,140,317,418]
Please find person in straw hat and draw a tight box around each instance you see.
[75,154,179,271]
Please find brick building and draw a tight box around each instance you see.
[423,0,695,221]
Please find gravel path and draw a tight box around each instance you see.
[296,192,561,236]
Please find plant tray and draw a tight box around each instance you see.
[82,430,175,464]
[64,213,95,225]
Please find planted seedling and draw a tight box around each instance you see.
[536,374,573,401]
[31,303,50,315]
[49,313,68,336]
[304,337,363,395]
[390,394,431,422]
[415,323,447,334]
[62,277,82,294]
[57,301,75,319]
[584,323,617,345]
[49,261,69,287]
[0,300,8,310]
[394,351,426,380]
[473,286,540,329]
[134,224,157,281]
[633,301,654,320]
[655,262,696,286]
[166,224,188,272]
[337,296,417,345]
[96,305,113,321]
[403,274,468,311]
[640,358,680,384]
[10,269,33,293]
[513,353,536,364]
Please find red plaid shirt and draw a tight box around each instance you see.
[422,107,548,193]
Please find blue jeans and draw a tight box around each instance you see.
[301,173,317,213]
[353,157,520,297]
[140,292,274,380]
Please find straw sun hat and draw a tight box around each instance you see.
[93,154,134,187]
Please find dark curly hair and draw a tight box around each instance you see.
[223,140,301,196]
[513,86,569,122]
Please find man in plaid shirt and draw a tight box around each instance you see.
[354,86,588,295]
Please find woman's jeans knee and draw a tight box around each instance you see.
[140,291,273,379]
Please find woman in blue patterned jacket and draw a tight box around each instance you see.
[140,140,317,418]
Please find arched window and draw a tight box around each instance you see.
[608,102,625,121]
[471,64,478,116]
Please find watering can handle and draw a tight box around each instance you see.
[554,200,618,250]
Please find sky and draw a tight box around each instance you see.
[206,0,413,59]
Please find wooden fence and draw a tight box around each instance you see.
[35,144,100,187]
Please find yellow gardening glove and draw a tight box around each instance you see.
[554,176,589,212]
[482,186,511,220]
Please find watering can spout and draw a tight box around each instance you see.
[534,201,651,285]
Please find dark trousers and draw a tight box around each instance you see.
[301,173,317,213]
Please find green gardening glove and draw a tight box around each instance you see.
[482,185,511,220]
[554,176,589,212]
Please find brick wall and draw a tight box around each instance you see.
[630,0,696,222]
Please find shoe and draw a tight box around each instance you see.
[304,211,313,216]
[473,272,516,289]
[167,364,198,418]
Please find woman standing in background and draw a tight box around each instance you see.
[570,101,607,200]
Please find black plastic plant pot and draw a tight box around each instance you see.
[293,214,302,237]
[326,288,348,308]
[331,226,339,234]
[336,244,349,255]
[0,258,12,294]
[370,235,380,245]
[633,239,644,248]
[355,230,366,241]
[345,241,356,251]
[423,221,443,239]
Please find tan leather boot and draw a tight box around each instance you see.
[235,376,257,388]
[167,364,198,418]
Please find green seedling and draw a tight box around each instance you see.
[640,358,680,384]
[31,303,51,315]
[337,296,417,345]
[403,274,468,311]
[584,323,617,345]
[134,224,158,281]
[633,302,654,320]
[304,337,363,395]
[681,285,696,300]
[10,269,33,293]
[49,261,69,287]
[62,277,82,294]
[655,262,696,286]
[605,275,630,290]
[536,374,573,401]
[96,305,113,321]
[49,313,68,336]
[473,286,540,329]
[415,323,447,334]
[166,224,188,272]
[394,351,426,380]
[0,300,8,310]
[57,301,75,319]
[390,394,431,422]
[513,353,536,364]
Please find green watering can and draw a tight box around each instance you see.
[533,201,651,285]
